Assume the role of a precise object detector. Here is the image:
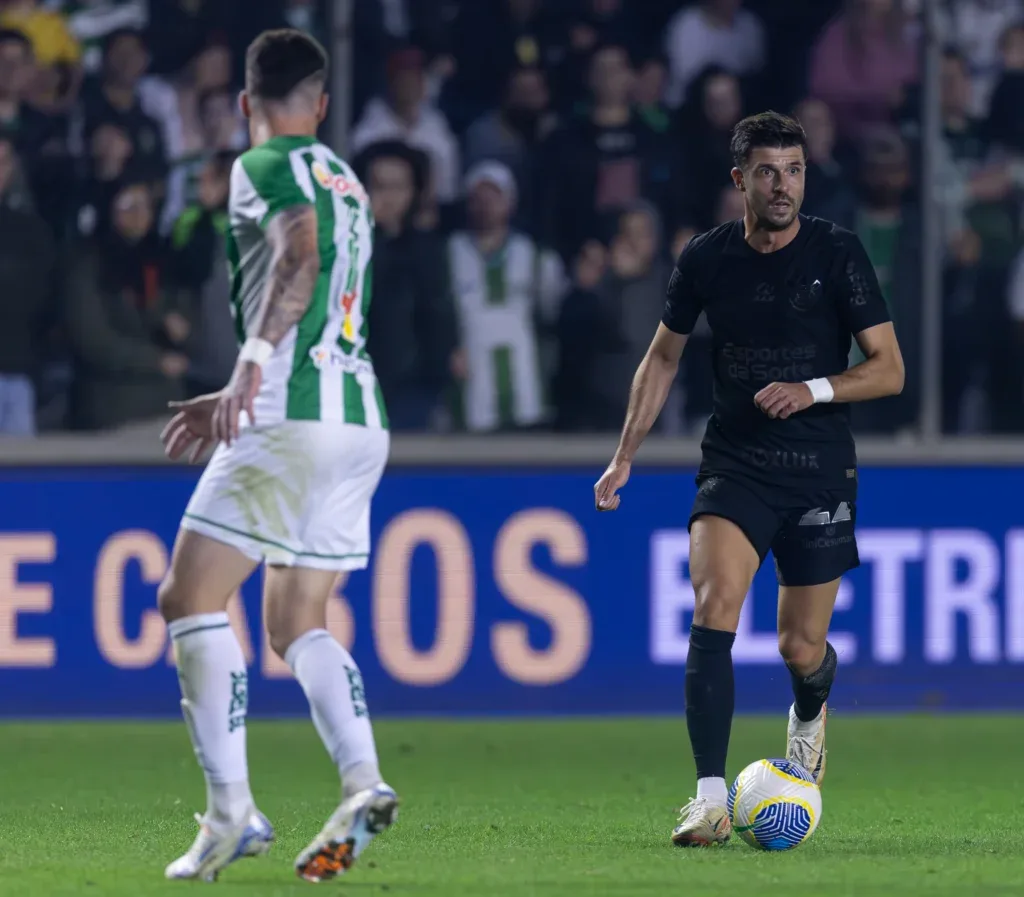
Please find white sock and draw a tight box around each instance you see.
[169,612,254,825]
[696,776,729,807]
[285,629,382,799]
[790,703,824,732]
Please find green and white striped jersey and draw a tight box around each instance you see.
[227,135,387,428]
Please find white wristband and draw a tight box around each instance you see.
[238,337,274,368]
[805,377,835,404]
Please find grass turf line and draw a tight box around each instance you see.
[0,716,1022,896]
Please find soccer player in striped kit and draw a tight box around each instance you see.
[158,29,397,883]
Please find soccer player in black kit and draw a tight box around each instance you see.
[594,112,905,847]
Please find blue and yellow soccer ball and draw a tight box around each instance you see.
[728,758,822,851]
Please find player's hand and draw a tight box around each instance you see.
[754,382,814,420]
[212,361,262,446]
[594,459,631,511]
[161,392,220,463]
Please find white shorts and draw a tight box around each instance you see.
[181,421,389,571]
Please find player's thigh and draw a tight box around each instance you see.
[771,491,859,590]
[772,490,858,670]
[776,577,843,673]
[688,476,775,630]
[180,425,313,568]
[263,565,345,658]
[262,425,388,658]
[297,426,389,572]
[158,527,260,622]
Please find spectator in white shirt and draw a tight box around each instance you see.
[663,0,766,108]
[352,45,460,207]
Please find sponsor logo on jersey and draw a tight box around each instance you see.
[309,344,374,384]
[798,501,852,527]
[790,277,822,312]
[311,161,368,202]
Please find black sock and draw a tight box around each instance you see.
[788,641,837,722]
[685,624,736,780]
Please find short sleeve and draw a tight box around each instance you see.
[832,229,891,334]
[662,237,704,335]
[235,148,315,230]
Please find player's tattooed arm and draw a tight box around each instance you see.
[252,204,321,346]
[207,205,320,446]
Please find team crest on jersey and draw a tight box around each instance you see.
[311,161,367,202]
[789,277,822,312]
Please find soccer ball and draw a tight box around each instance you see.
[728,758,822,851]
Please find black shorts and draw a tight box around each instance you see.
[688,473,859,587]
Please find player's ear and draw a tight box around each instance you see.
[730,167,745,191]
[239,91,251,120]
[318,92,330,124]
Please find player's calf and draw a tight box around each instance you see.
[679,516,759,842]
[268,569,398,880]
[782,640,836,784]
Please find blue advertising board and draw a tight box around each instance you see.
[0,465,1023,717]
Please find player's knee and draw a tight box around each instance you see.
[266,628,293,661]
[691,574,746,631]
[157,573,188,623]
[265,619,308,661]
[778,630,824,675]
[263,594,295,659]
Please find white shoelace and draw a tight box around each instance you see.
[676,797,706,824]
[789,733,825,769]
[184,813,218,861]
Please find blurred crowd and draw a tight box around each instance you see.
[2,0,1024,437]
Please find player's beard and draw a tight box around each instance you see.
[755,195,800,232]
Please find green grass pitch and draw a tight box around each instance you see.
[1,715,1022,896]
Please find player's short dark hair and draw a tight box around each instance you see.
[730,111,808,169]
[245,28,328,101]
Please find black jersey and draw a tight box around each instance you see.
[663,215,891,488]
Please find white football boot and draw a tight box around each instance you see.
[294,783,399,882]
[786,702,828,784]
[671,797,732,847]
[165,809,275,882]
